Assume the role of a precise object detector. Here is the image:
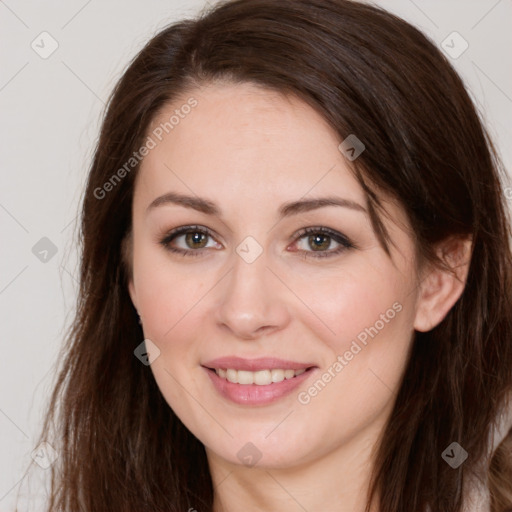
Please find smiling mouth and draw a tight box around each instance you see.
[206,367,315,385]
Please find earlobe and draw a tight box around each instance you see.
[413,236,472,333]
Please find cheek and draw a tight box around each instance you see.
[291,260,408,352]
[289,260,414,406]
[133,256,208,348]
[292,269,412,437]
[134,265,207,410]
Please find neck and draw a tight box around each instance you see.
[207,417,384,512]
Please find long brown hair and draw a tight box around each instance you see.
[20,0,512,510]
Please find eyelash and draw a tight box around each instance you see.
[159,224,355,259]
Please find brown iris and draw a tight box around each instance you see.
[185,231,208,249]
[309,234,331,251]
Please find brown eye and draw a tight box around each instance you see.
[159,225,221,256]
[307,233,332,251]
[292,227,354,259]
[184,231,209,249]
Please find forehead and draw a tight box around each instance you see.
[137,81,366,204]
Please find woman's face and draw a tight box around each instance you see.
[128,81,422,469]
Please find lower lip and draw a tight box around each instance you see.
[203,366,316,406]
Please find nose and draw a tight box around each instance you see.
[214,248,291,340]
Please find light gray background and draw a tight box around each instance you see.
[1,0,511,509]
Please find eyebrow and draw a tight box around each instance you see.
[146,192,367,218]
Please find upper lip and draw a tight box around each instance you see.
[202,356,316,372]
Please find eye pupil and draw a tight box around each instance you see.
[309,234,330,251]
[186,231,208,248]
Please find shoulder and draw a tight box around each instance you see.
[462,393,512,512]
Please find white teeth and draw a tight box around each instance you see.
[254,370,271,385]
[284,369,295,379]
[271,369,285,383]
[237,370,254,385]
[226,369,238,383]
[214,367,308,385]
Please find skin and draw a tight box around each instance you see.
[127,81,472,512]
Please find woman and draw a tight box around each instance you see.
[23,0,512,510]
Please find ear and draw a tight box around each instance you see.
[128,280,138,311]
[413,236,472,333]
[121,230,138,311]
